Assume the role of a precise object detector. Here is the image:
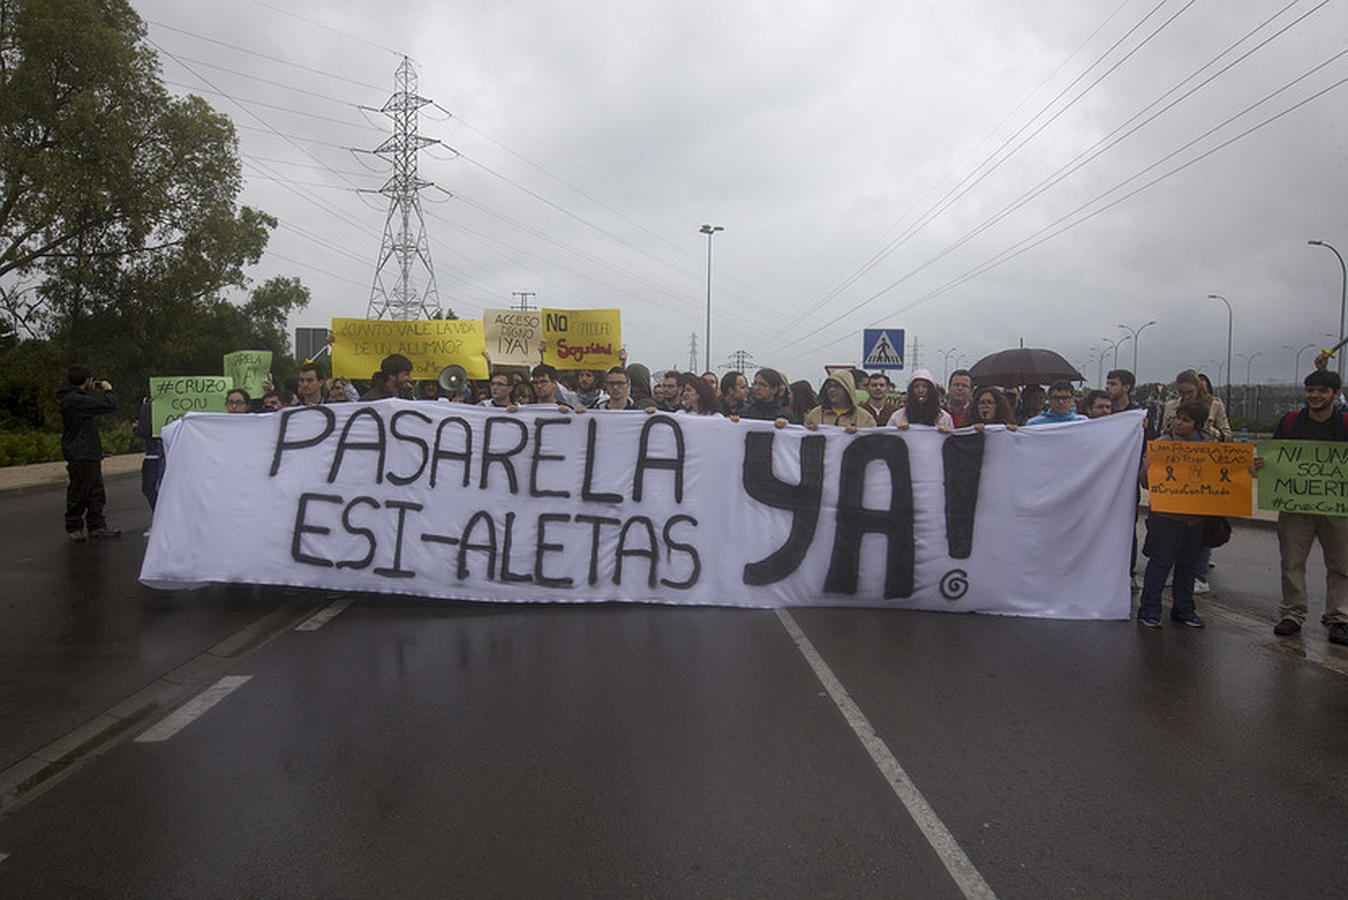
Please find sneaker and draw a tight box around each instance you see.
[88,528,121,539]
[1330,623,1348,646]
[1137,616,1163,629]
[1171,612,1205,628]
[1273,618,1301,636]
[1193,580,1210,594]
[66,529,86,543]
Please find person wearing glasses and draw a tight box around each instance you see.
[225,389,252,413]
[738,368,794,424]
[595,367,640,409]
[529,364,582,411]
[1027,381,1087,425]
[479,372,516,409]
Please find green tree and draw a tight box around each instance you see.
[0,0,303,421]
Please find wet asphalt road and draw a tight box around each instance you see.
[2,476,1347,898]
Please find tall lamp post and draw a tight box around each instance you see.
[1309,239,1347,380]
[941,347,959,384]
[1207,293,1233,409]
[1284,342,1316,383]
[699,224,723,372]
[1101,336,1123,372]
[1238,351,1262,386]
[1118,319,1157,378]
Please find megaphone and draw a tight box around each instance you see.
[437,364,468,394]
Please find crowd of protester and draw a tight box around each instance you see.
[58,345,1348,648]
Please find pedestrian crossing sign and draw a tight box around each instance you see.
[863,329,904,370]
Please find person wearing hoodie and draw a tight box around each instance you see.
[890,368,954,430]
[58,365,121,541]
[805,370,875,431]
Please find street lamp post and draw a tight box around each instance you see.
[1207,294,1233,409]
[1238,351,1262,386]
[941,347,959,384]
[1309,239,1347,380]
[1118,319,1158,378]
[699,224,723,372]
[1284,342,1316,384]
[1101,336,1123,373]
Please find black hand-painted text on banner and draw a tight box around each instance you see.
[140,403,1145,619]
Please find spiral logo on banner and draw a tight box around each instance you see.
[940,569,969,601]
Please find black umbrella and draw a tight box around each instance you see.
[968,348,1084,386]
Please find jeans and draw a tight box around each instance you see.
[1138,512,1204,621]
[140,455,162,511]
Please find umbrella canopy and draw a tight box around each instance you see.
[968,348,1084,386]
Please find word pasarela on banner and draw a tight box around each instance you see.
[1256,440,1348,516]
[1146,440,1254,516]
[141,407,1145,619]
[540,308,621,370]
[329,317,488,381]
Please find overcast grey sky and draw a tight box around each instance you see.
[134,0,1348,386]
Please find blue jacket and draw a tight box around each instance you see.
[1026,409,1087,425]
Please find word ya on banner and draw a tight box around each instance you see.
[222,349,272,398]
[1146,440,1253,516]
[330,317,488,381]
[1256,440,1348,516]
[483,308,542,368]
[541,308,621,370]
[149,376,230,437]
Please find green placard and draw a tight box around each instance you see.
[149,376,231,437]
[1256,439,1348,516]
[223,349,272,397]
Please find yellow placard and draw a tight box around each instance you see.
[330,318,488,381]
[540,308,621,370]
[1146,440,1254,516]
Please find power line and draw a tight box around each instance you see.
[145,19,389,92]
[796,57,1348,358]
[159,53,378,108]
[245,0,410,61]
[763,0,1190,346]
[769,0,1320,352]
[162,80,383,130]
[802,0,1133,312]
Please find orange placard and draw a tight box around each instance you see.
[1146,441,1254,516]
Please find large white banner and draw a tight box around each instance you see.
[141,404,1145,619]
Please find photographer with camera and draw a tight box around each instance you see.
[58,365,121,541]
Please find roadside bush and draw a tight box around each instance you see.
[0,430,62,466]
[0,421,141,466]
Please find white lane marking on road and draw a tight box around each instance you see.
[0,852,9,864]
[294,596,355,631]
[775,609,997,900]
[132,676,253,743]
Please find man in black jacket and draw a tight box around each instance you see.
[58,365,120,541]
